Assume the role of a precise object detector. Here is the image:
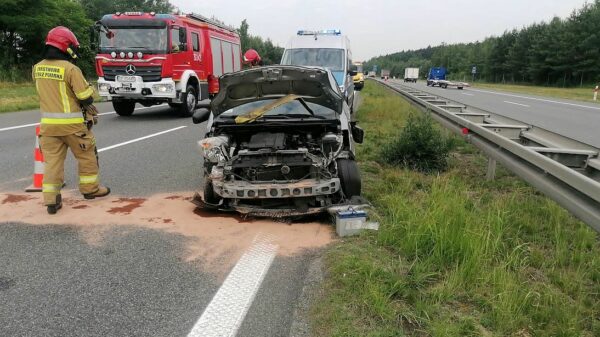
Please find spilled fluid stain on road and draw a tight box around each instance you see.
[0,191,334,276]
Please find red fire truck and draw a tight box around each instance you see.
[93,12,242,117]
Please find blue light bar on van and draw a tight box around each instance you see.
[297,29,341,36]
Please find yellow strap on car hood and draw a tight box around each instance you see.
[235,94,300,124]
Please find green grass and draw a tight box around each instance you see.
[312,82,600,337]
[472,82,600,103]
[0,82,39,113]
[0,82,104,113]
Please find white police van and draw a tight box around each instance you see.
[281,30,357,112]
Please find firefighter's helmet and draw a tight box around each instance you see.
[243,49,262,66]
[45,26,80,59]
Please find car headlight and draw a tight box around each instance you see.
[152,84,174,93]
[98,83,111,92]
[198,136,229,162]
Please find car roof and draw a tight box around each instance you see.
[284,34,350,50]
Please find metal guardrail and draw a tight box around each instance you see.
[372,79,600,232]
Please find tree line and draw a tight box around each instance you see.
[0,0,282,82]
[365,0,600,87]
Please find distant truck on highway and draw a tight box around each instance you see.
[380,69,390,79]
[426,67,469,90]
[404,68,419,82]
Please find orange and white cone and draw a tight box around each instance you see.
[25,126,44,192]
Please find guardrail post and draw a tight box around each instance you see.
[486,158,497,181]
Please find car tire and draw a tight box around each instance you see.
[337,159,361,198]
[203,178,220,204]
[112,101,135,116]
[178,85,197,117]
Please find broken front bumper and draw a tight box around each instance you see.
[212,178,341,199]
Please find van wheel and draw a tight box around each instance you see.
[337,159,361,198]
[112,101,135,116]
[178,85,197,117]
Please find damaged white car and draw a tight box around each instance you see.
[191,66,364,216]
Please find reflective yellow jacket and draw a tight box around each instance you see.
[33,60,94,136]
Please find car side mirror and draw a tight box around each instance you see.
[351,123,364,144]
[192,108,211,124]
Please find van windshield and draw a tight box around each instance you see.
[281,48,345,72]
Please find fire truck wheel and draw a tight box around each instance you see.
[112,101,135,116]
[179,85,197,117]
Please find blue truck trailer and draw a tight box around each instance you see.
[426,67,469,89]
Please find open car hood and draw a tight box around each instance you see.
[210,66,344,116]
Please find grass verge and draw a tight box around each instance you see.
[312,82,600,336]
[0,82,39,113]
[472,82,600,104]
[0,82,104,113]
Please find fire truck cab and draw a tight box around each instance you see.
[93,12,242,117]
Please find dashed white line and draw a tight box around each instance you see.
[470,88,600,110]
[503,100,530,108]
[97,126,187,152]
[0,105,166,132]
[462,93,474,96]
[187,234,278,337]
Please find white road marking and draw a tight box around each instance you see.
[470,88,600,111]
[0,105,167,132]
[503,100,530,108]
[187,234,278,337]
[462,92,474,96]
[98,126,187,152]
[0,122,40,132]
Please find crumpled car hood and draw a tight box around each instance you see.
[210,65,344,116]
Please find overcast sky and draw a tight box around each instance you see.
[171,0,589,61]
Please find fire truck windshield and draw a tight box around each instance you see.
[100,27,168,54]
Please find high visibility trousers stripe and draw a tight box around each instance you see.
[79,175,98,184]
[42,183,61,193]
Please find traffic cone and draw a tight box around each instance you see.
[25,126,44,192]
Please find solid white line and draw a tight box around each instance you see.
[0,122,40,132]
[470,88,600,110]
[0,105,167,132]
[187,234,278,337]
[98,126,187,152]
[503,100,530,108]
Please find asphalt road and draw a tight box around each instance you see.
[392,80,600,148]
[0,102,333,337]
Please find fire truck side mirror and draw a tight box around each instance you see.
[89,26,96,50]
[192,108,210,124]
[179,28,187,51]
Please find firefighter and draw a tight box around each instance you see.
[33,26,110,214]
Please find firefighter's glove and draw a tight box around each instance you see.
[83,104,99,117]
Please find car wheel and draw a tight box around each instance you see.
[112,101,135,116]
[337,159,361,198]
[178,85,197,117]
[203,178,220,204]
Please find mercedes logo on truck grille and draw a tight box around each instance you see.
[125,64,136,75]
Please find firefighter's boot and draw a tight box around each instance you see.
[47,194,63,215]
[83,186,111,200]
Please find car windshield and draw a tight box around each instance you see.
[100,27,168,53]
[217,99,337,120]
[281,48,345,72]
